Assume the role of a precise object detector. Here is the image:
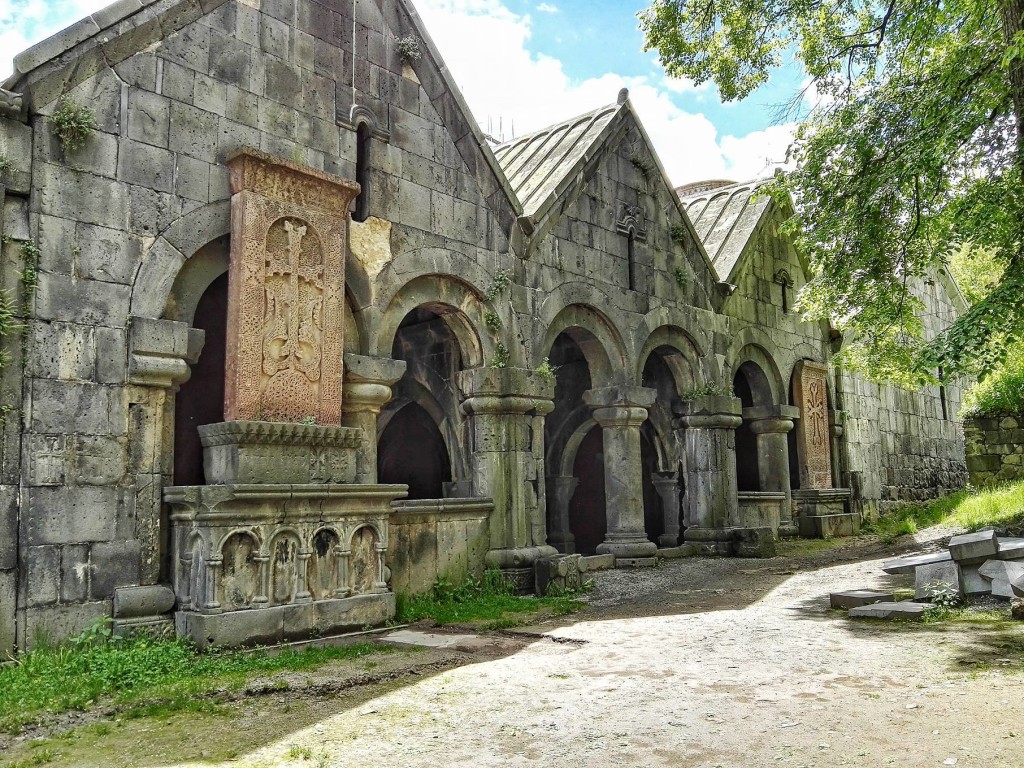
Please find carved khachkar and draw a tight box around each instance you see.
[792,360,833,489]
[225,149,360,425]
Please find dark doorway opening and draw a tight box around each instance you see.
[568,424,606,555]
[733,368,759,491]
[173,272,228,486]
[378,402,451,499]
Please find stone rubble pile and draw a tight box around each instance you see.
[830,530,1024,620]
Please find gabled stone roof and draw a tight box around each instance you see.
[678,178,774,283]
[493,103,621,220]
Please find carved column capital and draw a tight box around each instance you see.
[457,366,555,416]
[673,394,742,430]
[127,316,204,389]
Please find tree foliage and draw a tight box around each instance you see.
[640,0,1024,384]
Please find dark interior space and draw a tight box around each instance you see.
[377,402,452,499]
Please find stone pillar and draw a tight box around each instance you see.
[651,471,681,548]
[583,386,658,561]
[674,395,742,554]
[545,475,580,553]
[746,404,800,536]
[457,368,558,569]
[341,353,407,483]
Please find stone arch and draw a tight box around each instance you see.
[536,283,632,381]
[349,525,381,594]
[557,417,599,478]
[731,343,785,406]
[373,275,487,368]
[308,527,341,601]
[130,200,231,319]
[377,398,454,500]
[637,326,705,394]
[373,248,495,311]
[540,304,627,386]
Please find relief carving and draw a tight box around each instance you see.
[793,360,833,489]
[225,149,360,426]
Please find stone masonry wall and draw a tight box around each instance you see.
[964,416,1024,486]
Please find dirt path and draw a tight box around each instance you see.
[7,536,1024,768]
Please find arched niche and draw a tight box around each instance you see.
[377,400,452,500]
[636,326,705,394]
[539,303,627,387]
[374,276,487,368]
[733,359,776,491]
[308,528,341,601]
[219,531,260,610]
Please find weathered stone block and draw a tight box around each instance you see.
[915,560,961,601]
[25,545,60,606]
[90,540,143,599]
[830,590,895,609]
[534,554,583,596]
[168,101,218,160]
[34,273,131,325]
[23,602,110,650]
[948,529,998,562]
[733,526,776,558]
[848,601,933,619]
[996,538,1024,560]
[25,486,119,545]
[958,563,991,596]
[882,550,952,575]
[579,554,615,572]
[60,543,91,603]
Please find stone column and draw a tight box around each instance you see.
[545,475,580,553]
[746,404,800,536]
[457,368,559,569]
[341,353,407,483]
[651,471,681,548]
[674,395,742,554]
[583,386,658,561]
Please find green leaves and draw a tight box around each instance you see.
[642,0,1024,382]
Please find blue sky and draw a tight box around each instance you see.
[1,0,807,184]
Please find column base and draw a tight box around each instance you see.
[484,545,559,569]
[658,532,680,548]
[682,526,735,555]
[596,534,657,558]
[546,532,577,554]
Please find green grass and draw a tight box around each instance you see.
[0,624,394,734]
[395,570,584,629]
[862,481,1024,543]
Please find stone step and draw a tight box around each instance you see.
[948,529,998,562]
[830,590,895,609]
[849,601,933,619]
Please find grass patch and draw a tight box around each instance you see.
[862,481,1024,543]
[396,570,584,629]
[0,622,393,734]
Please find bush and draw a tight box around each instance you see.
[50,98,96,152]
[960,344,1024,418]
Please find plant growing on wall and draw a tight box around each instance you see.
[682,383,734,399]
[484,310,502,332]
[673,267,689,288]
[490,342,510,369]
[50,98,96,152]
[0,156,10,180]
[534,357,556,382]
[395,35,422,63]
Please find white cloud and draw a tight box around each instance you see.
[2,0,796,185]
[416,0,795,184]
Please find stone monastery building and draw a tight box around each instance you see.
[0,0,968,651]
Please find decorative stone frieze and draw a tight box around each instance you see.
[224,148,360,426]
[166,483,406,648]
[198,420,361,484]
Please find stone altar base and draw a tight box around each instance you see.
[165,483,407,648]
[794,488,858,538]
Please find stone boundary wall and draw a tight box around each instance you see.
[964,415,1024,486]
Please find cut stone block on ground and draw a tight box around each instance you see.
[882,550,952,575]
[915,561,961,601]
[996,538,1024,560]
[958,564,991,596]
[830,590,895,609]
[849,602,934,619]
[948,530,998,563]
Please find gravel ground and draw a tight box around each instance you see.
[10,533,1023,768]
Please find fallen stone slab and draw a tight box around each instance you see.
[580,554,616,572]
[948,529,998,562]
[849,602,933,619]
[657,544,698,559]
[958,564,991,596]
[915,560,961,601]
[996,538,1024,560]
[978,559,1024,582]
[830,590,895,609]
[383,630,494,652]
[882,550,952,575]
[616,557,657,568]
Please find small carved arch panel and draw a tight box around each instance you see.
[185,534,205,610]
[349,526,380,594]
[308,528,340,601]
[270,532,302,605]
[220,532,260,610]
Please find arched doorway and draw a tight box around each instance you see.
[544,329,605,554]
[173,272,228,486]
[640,347,688,545]
[378,305,470,499]
[733,360,774,491]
